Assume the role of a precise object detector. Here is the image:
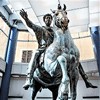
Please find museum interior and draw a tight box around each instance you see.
[0,0,100,100]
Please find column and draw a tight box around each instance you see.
[90,26,100,75]
[0,26,18,100]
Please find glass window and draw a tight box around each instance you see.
[21,50,32,63]
[0,17,10,60]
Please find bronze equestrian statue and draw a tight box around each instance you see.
[20,4,97,100]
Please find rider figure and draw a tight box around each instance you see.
[20,9,54,90]
[20,9,97,90]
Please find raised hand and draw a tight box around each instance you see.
[20,9,28,20]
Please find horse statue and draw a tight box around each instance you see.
[32,4,80,100]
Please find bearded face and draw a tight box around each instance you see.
[44,16,52,26]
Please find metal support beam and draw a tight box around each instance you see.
[0,26,18,100]
[90,26,100,75]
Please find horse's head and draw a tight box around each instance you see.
[52,4,69,31]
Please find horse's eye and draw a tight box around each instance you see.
[55,13,58,16]
[65,11,67,14]
[68,19,70,23]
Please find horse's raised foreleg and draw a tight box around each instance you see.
[57,54,69,100]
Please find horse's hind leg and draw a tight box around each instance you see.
[49,85,59,100]
[52,89,59,100]
[70,70,79,100]
[70,78,77,100]
[31,80,42,100]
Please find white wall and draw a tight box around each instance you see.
[81,59,98,73]
[8,78,32,100]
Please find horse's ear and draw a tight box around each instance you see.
[63,4,66,10]
[58,4,61,10]
[50,9,55,13]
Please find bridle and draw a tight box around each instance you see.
[52,4,69,31]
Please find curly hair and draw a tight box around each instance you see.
[43,14,53,22]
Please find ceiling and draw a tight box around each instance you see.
[7,0,100,33]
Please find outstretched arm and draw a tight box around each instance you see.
[20,9,44,33]
[20,9,32,28]
[20,9,46,46]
